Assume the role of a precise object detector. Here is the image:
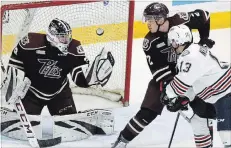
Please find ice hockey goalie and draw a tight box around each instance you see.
[1,18,115,142]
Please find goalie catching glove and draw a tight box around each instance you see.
[84,48,115,87]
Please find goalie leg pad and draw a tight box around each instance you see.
[1,107,42,140]
[93,109,115,135]
[52,109,114,142]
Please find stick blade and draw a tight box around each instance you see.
[38,137,62,148]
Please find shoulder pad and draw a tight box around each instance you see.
[180,44,201,59]
[176,12,189,21]
[68,39,85,56]
[19,33,47,50]
[181,50,190,57]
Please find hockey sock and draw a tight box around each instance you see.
[209,123,214,147]
[194,134,212,148]
[121,108,158,141]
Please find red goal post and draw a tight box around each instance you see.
[0,1,134,106]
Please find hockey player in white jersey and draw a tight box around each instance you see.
[161,24,231,148]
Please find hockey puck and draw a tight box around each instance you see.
[96,28,104,36]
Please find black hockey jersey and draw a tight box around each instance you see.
[143,9,210,83]
[8,33,89,100]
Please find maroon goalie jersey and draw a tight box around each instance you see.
[8,33,89,100]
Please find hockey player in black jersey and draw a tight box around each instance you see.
[1,18,115,141]
[112,2,216,148]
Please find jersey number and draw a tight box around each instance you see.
[146,55,153,65]
[179,61,191,72]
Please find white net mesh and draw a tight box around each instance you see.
[1,1,133,102]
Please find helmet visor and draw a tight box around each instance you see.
[142,14,163,23]
[57,32,72,44]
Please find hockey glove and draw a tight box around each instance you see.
[160,77,174,105]
[189,96,217,119]
[96,51,115,87]
[160,90,170,105]
[166,96,190,112]
[198,38,215,48]
[85,48,115,87]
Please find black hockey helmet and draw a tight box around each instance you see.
[143,2,169,21]
[46,18,72,53]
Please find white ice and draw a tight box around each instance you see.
[1,28,230,147]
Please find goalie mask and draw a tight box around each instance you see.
[46,18,72,53]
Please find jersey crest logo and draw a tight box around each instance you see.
[38,59,62,79]
[160,47,177,62]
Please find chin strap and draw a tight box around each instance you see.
[156,18,167,32]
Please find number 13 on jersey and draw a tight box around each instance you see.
[179,61,191,72]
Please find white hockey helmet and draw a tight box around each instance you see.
[46,18,72,53]
[168,24,192,49]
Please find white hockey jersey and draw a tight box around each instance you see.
[166,44,231,104]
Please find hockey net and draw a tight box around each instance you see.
[1,1,134,106]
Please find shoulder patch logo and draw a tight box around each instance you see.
[21,35,30,46]
[199,46,208,56]
[181,50,190,57]
[13,47,18,55]
[177,12,189,21]
[143,38,149,49]
[76,45,84,54]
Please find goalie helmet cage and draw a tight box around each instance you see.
[0,1,134,106]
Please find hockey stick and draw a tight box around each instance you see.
[1,59,6,72]
[0,60,8,89]
[168,112,180,148]
[8,77,62,148]
[178,110,191,123]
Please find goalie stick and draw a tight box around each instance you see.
[1,61,62,147]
